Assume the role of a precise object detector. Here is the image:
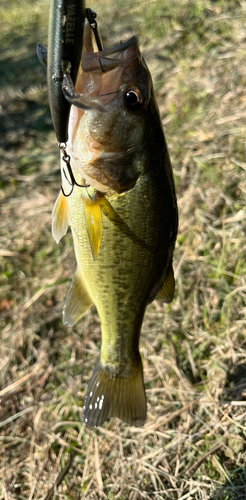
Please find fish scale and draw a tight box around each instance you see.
[52,24,178,427]
[66,141,176,424]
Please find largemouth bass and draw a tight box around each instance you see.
[52,23,178,427]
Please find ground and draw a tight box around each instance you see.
[0,0,246,498]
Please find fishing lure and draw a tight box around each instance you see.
[37,1,104,194]
[48,0,86,144]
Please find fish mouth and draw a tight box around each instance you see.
[68,22,150,194]
[74,23,144,105]
[82,33,139,74]
[94,36,138,57]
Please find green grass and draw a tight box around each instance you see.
[1,0,246,498]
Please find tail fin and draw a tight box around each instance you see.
[83,358,146,427]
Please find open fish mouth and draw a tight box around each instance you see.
[96,36,138,56]
[75,21,148,105]
[65,20,151,194]
[82,36,139,74]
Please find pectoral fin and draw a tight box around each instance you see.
[156,263,175,303]
[63,267,93,326]
[100,197,149,249]
[52,190,70,244]
[83,195,103,261]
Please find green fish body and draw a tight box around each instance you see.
[52,24,178,426]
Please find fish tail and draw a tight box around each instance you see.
[83,357,146,427]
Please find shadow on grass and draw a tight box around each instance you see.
[209,363,246,500]
[224,363,246,401]
[209,468,246,500]
[0,36,51,150]
[177,354,246,500]
[0,35,55,196]
[0,39,41,89]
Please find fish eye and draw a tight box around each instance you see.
[125,87,143,111]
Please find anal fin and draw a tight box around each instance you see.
[83,357,146,427]
[83,194,103,261]
[63,267,93,326]
[52,190,70,244]
[156,263,175,303]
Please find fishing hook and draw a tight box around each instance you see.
[58,8,104,198]
[86,8,103,52]
[59,144,89,197]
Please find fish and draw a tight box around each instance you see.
[52,22,178,427]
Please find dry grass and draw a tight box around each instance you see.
[0,0,246,498]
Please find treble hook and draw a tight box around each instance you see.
[86,8,104,52]
[59,144,89,197]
